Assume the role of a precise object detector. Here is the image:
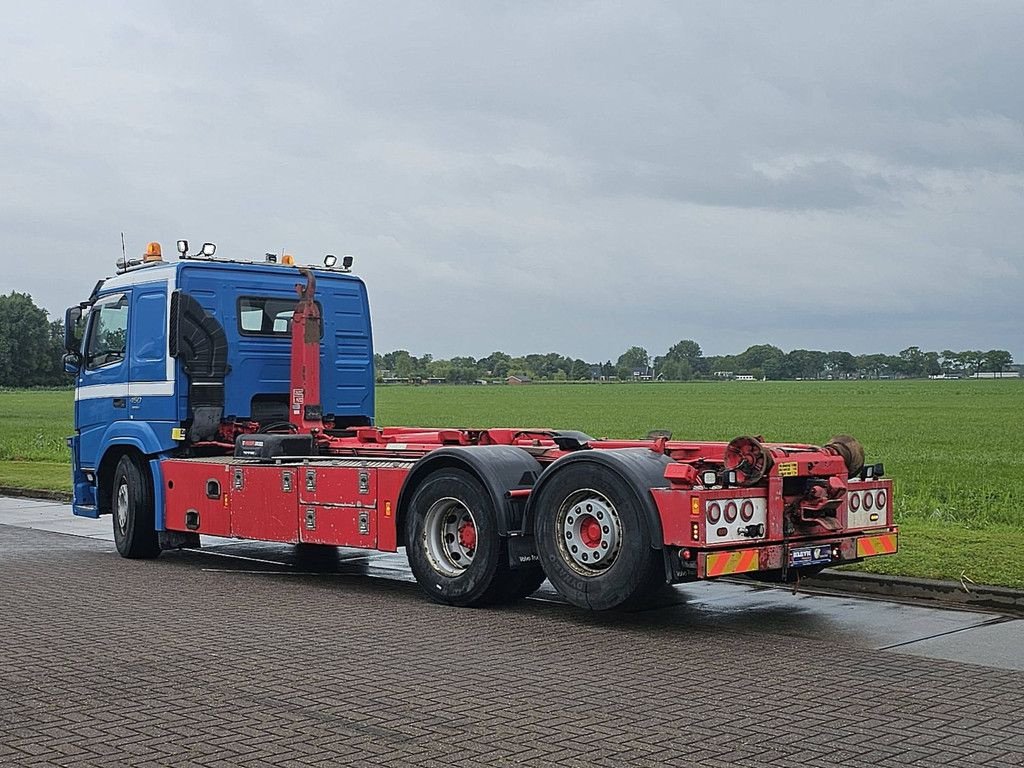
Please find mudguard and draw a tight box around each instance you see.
[98,421,173,457]
[523,448,673,548]
[397,445,543,544]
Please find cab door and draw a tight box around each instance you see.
[127,286,175,422]
[75,292,130,470]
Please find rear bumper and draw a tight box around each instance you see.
[695,528,898,579]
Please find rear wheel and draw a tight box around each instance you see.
[406,469,509,607]
[111,455,160,559]
[533,463,664,611]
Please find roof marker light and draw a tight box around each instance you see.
[201,243,216,256]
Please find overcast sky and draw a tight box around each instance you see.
[2,1,1022,362]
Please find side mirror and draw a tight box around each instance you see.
[63,306,83,353]
[63,352,82,374]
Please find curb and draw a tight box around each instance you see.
[0,487,73,503]
[801,570,1024,617]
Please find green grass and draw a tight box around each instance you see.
[1,381,1022,587]
[839,520,1024,589]
[0,461,71,493]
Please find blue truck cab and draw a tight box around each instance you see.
[63,247,375,524]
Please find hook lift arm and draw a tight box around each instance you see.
[289,268,323,432]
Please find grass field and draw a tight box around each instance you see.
[1,381,1022,586]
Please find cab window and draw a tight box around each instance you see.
[238,296,320,336]
[85,294,129,369]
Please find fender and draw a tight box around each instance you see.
[396,445,543,544]
[523,448,673,549]
[98,420,176,458]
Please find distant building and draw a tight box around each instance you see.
[631,366,654,381]
[972,371,1021,379]
[735,374,756,381]
[507,375,531,385]
[474,379,489,385]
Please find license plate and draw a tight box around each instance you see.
[789,545,833,567]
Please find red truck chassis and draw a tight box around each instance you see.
[154,269,896,611]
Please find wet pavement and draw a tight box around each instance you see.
[2,495,1023,767]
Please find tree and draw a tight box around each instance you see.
[981,349,1013,373]
[665,339,702,363]
[0,292,64,387]
[615,346,649,379]
[656,357,693,381]
[825,351,857,378]
[479,351,511,378]
[736,344,785,379]
[785,349,827,379]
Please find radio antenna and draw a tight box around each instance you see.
[121,232,127,261]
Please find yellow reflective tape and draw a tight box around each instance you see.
[778,462,798,477]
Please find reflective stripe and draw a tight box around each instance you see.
[856,532,898,557]
[75,381,175,401]
[705,548,760,577]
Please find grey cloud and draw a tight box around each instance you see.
[0,0,1021,363]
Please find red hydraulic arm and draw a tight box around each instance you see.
[289,268,323,432]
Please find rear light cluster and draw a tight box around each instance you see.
[848,489,887,512]
[702,496,767,544]
[706,500,755,524]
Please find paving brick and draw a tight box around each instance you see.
[1,524,1023,767]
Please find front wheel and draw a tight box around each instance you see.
[111,455,160,559]
[533,463,664,611]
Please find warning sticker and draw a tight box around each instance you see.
[777,461,798,477]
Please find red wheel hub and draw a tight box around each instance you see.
[579,515,602,548]
[457,520,477,550]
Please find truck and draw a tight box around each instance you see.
[62,240,898,611]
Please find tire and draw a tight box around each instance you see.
[405,468,511,607]
[111,455,160,559]
[533,462,664,611]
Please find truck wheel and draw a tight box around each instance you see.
[533,463,663,611]
[405,468,507,607]
[111,455,160,559]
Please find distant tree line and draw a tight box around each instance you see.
[0,293,1014,388]
[378,341,1016,383]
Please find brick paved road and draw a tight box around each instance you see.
[1,523,1022,768]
